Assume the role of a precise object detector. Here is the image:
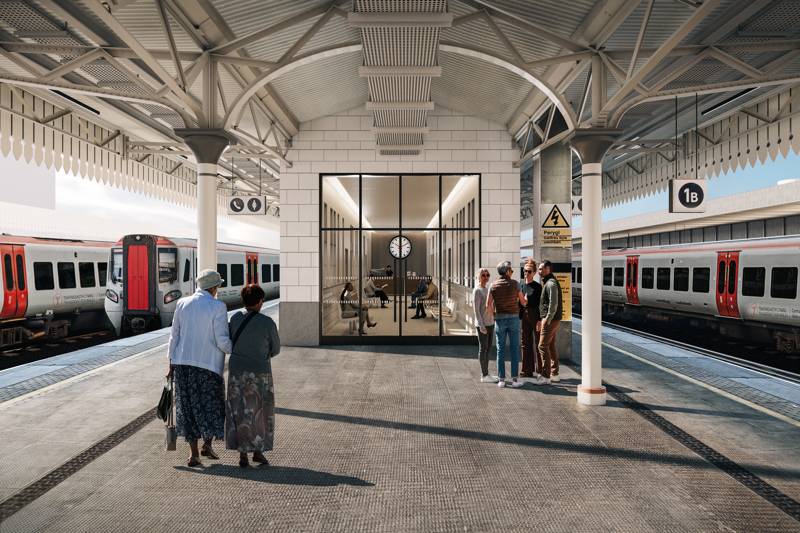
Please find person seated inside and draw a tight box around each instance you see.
[409,277,428,308]
[411,277,438,319]
[365,274,390,308]
[385,265,394,277]
[340,282,377,334]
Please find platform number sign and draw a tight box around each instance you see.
[227,196,267,215]
[571,196,582,216]
[669,179,707,213]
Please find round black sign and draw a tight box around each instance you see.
[571,198,583,213]
[678,182,704,209]
[247,197,262,213]
[230,198,244,212]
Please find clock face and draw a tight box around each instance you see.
[389,236,411,259]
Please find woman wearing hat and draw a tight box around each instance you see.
[166,269,232,467]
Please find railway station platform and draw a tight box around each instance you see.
[1,309,799,532]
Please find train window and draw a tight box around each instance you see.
[183,259,190,283]
[614,268,624,287]
[742,267,765,297]
[110,249,123,283]
[158,249,178,284]
[771,267,798,299]
[603,268,612,286]
[656,268,670,290]
[641,268,654,289]
[673,268,689,292]
[216,264,228,288]
[718,261,726,294]
[3,254,12,290]
[34,262,55,290]
[15,254,25,291]
[728,260,737,295]
[57,262,77,289]
[626,263,631,286]
[577,267,582,284]
[273,264,280,282]
[572,267,576,284]
[692,267,710,293]
[79,262,96,288]
[98,262,108,287]
[262,263,271,283]
[231,264,245,286]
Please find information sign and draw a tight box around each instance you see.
[571,196,582,216]
[669,179,707,213]
[554,273,572,322]
[540,204,571,247]
[226,196,267,215]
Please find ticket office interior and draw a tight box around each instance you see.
[320,174,480,344]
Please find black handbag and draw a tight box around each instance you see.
[157,376,173,422]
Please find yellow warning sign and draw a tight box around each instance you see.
[554,273,572,322]
[540,204,571,247]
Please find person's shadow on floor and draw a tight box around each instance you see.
[174,464,374,487]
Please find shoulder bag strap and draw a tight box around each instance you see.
[232,312,258,350]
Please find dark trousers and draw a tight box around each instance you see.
[413,300,427,317]
[520,308,541,375]
[537,320,561,378]
[477,325,495,376]
[374,290,389,303]
[410,290,424,306]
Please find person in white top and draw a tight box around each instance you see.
[166,269,233,467]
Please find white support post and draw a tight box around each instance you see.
[197,161,218,272]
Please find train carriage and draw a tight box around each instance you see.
[573,235,800,354]
[104,235,279,336]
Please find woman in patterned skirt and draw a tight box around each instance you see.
[226,284,281,467]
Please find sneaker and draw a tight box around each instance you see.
[532,376,550,385]
[511,380,525,388]
[550,374,560,382]
[481,375,499,383]
[498,380,506,388]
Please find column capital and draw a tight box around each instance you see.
[174,128,237,165]
[566,128,624,166]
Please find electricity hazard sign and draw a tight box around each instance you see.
[540,204,571,247]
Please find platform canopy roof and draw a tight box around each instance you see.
[0,0,799,218]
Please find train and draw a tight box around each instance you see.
[104,235,279,336]
[572,235,800,355]
[0,233,279,347]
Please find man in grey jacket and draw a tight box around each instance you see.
[533,260,563,385]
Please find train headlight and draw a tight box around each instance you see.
[164,290,182,304]
[106,289,119,303]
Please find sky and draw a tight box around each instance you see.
[572,150,800,229]
[54,169,280,248]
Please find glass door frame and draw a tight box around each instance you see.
[319,173,481,345]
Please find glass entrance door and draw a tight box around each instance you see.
[320,174,480,345]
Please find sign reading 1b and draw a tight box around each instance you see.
[669,179,707,213]
[226,196,268,215]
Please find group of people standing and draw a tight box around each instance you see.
[472,259,563,388]
[167,269,281,468]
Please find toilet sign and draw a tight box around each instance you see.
[227,196,267,215]
[540,204,571,247]
[669,179,707,213]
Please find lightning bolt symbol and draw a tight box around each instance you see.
[550,210,560,225]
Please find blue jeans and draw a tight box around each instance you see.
[495,317,520,380]
[410,290,424,305]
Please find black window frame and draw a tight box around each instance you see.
[262,263,272,283]
[231,264,245,287]
[158,248,178,284]
[97,262,108,287]
[110,249,123,283]
[57,262,77,289]
[577,267,582,284]
[273,264,280,282]
[33,262,55,291]
[641,267,654,289]
[742,267,765,297]
[673,267,689,292]
[656,267,670,291]
[692,267,710,294]
[78,261,96,288]
[216,264,228,288]
[183,259,191,283]
[613,267,624,287]
[603,267,612,286]
[771,267,798,300]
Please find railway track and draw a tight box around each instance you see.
[0,329,112,371]
[575,313,800,386]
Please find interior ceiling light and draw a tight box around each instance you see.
[701,88,758,116]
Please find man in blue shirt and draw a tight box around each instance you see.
[409,277,428,308]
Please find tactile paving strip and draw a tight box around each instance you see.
[0,335,169,403]
[0,407,157,521]
[565,341,800,524]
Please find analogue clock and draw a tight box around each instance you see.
[389,235,411,259]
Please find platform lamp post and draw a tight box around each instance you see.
[567,129,622,406]
[175,129,238,273]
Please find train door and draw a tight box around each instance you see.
[715,252,741,318]
[626,256,640,304]
[127,243,150,311]
[0,245,28,318]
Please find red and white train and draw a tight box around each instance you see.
[104,235,279,336]
[1,235,113,347]
[1,233,279,347]
[572,235,800,354]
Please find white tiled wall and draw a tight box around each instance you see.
[280,103,520,304]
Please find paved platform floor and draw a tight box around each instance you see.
[1,307,799,532]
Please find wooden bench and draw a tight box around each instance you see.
[430,297,459,332]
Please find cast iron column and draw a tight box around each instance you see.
[568,129,621,406]
[175,129,236,272]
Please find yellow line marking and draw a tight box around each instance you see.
[574,330,800,429]
[0,343,168,410]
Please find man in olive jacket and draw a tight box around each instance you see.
[533,260,563,385]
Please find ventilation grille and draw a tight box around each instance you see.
[362,27,440,66]
[354,0,446,13]
[375,132,424,145]
[744,0,800,32]
[380,149,420,155]
[368,77,430,101]
[373,109,427,127]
